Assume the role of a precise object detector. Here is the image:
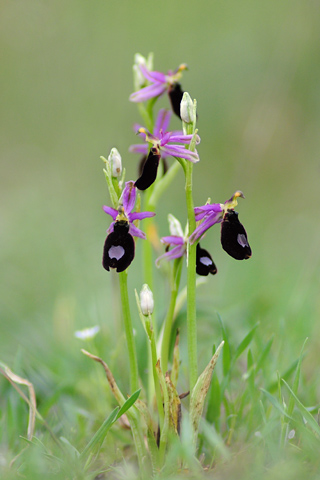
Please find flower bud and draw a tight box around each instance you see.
[168,214,184,238]
[140,284,154,316]
[108,148,122,177]
[180,92,195,124]
[133,53,153,90]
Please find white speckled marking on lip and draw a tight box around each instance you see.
[109,245,125,260]
[200,256,212,266]
[237,234,248,248]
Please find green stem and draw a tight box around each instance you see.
[185,161,198,391]
[161,257,183,374]
[118,271,139,393]
[146,317,164,429]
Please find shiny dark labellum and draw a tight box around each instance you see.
[220,210,252,260]
[138,154,168,178]
[135,147,161,191]
[168,82,184,118]
[102,220,135,272]
[196,243,218,276]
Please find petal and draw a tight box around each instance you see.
[162,145,200,163]
[194,204,223,221]
[129,223,146,239]
[130,83,167,103]
[121,181,136,213]
[169,133,200,145]
[139,64,167,83]
[155,245,185,266]
[129,211,156,221]
[129,144,149,155]
[160,235,184,245]
[154,109,172,136]
[189,213,222,244]
[103,206,118,220]
[160,131,172,146]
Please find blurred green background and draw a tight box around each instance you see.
[1,0,320,429]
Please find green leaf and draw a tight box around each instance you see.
[267,358,300,393]
[260,388,292,420]
[205,372,221,428]
[287,338,308,418]
[79,406,120,460]
[255,335,274,373]
[282,379,320,436]
[217,314,231,376]
[116,388,141,420]
[234,322,259,362]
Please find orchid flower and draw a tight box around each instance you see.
[189,191,252,260]
[129,63,187,104]
[102,181,155,272]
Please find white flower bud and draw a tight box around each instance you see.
[168,214,184,238]
[180,92,195,124]
[108,148,122,177]
[140,284,154,316]
[133,53,153,90]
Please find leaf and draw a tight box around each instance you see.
[217,314,231,376]
[79,407,120,460]
[171,330,180,387]
[165,373,181,435]
[260,388,292,420]
[81,349,125,405]
[282,379,320,436]
[190,341,224,446]
[0,362,37,441]
[287,338,308,418]
[255,335,274,373]
[233,322,259,362]
[205,371,221,428]
[116,389,141,420]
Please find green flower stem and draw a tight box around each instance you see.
[185,160,198,391]
[118,271,139,393]
[145,317,164,430]
[161,257,183,374]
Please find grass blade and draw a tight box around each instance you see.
[282,379,320,436]
[79,407,120,460]
[233,322,259,363]
[287,338,308,418]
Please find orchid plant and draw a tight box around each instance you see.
[87,54,252,477]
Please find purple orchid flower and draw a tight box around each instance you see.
[189,191,252,261]
[156,214,218,276]
[103,181,155,239]
[129,63,187,103]
[156,214,187,266]
[129,109,183,160]
[132,123,200,165]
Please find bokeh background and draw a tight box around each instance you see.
[1,0,320,451]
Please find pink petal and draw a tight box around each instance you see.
[155,245,185,266]
[121,181,136,214]
[129,223,146,239]
[160,235,184,245]
[129,211,156,221]
[102,205,118,220]
[154,109,172,136]
[129,83,167,103]
[139,64,167,83]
